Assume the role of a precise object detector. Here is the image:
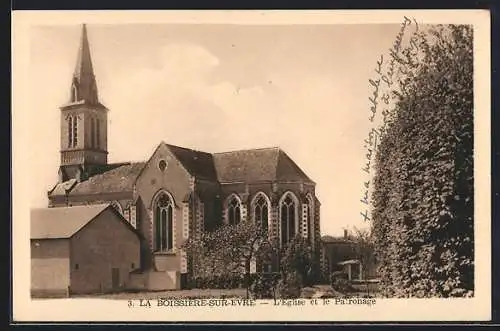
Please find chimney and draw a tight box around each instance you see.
[344,229,348,239]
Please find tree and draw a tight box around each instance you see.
[181,220,275,298]
[371,25,474,297]
[348,227,377,280]
[278,235,315,297]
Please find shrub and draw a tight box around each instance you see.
[277,271,302,299]
[331,278,354,294]
[371,25,474,297]
[250,272,280,299]
[191,274,244,289]
[330,272,354,294]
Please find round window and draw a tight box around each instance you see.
[158,159,167,172]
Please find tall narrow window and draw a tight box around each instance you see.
[227,197,241,225]
[72,116,78,147]
[90,118,95,148]
[68,116,73,147]
[154,193,174,252]
[96,118,100,149]
[71,84,78,102]
[307,196,314,244]
[280,193,297,246]
[253,195,269,233]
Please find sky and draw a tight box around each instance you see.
[28,23,406,236]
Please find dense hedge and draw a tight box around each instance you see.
[371,25,474,297]
[186,274,247,290]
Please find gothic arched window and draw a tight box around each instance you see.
[154,193,174,252]
[280,192,298,246]
[71,84,78,102]
[68,116,73,147]
[72,115,78,147]
[227,196,241,225]
[90,118,96,148]
[306,195,314,244]
[253,194,269,233]
[96,118,100,149]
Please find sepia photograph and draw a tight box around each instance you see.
[12,10,491,322]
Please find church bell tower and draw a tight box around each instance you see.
[59,24,109,182]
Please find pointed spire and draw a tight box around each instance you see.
[70,24,99,104]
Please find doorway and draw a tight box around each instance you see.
[111,268,120,291]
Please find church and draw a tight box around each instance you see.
[39,25,321,291]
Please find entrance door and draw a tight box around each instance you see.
[111,268,120,290]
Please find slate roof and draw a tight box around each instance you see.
[49,144,313,197]
[213,147,313,183]
[31,204,109,239]
[67,162,146,196]
[50,179,78,196]
[166,144,217,181]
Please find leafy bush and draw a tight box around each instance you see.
[371,25,474,297]
[277,271,302,299]
[280,235,315,288]
[182,221,277,297]
[190,274,244,289]
[329,272,355,294]
[331,278,354,294]
[249,272,280,299]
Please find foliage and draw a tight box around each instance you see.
[273,235,318,298]
[280,235,316,287]
[348,227,377,279]
[329,271,356,294]
[181,220,277,297]
[182,223,321,299]
[188,274,244,289]
[331,276,354,294]
[277,271,303,299]
[371,25,474,297]
[249,272,281,299]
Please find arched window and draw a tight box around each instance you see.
[227,196,241,225]
[306,194,314,244]
[280,192,298,246]
[68,116,73,147]
[96,118,100,149]
[72,115,78,147]
[252,194,269,233]
[90,118,96,148]
[154,193,174,252]
[71,84,78,102]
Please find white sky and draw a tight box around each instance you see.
[28,23,405,236]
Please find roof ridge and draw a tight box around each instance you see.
[165,143,212,155]
[213,146,280,155]
[107,160,146,165]
[31,204,112,240]
[33,203,110,211]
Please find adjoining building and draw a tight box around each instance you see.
[31,204,141,297]
[320,231,358,281]
[32,24,322,292]
[320,230,378,282]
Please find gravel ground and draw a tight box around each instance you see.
[72,288,248,300]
